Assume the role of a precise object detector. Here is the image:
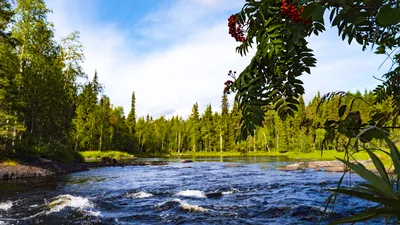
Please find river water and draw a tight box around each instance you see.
[0,156,381,224]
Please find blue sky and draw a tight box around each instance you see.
[45,0,392,119]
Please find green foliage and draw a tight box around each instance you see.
[228,1,400,223]
[126,91,136,135]
[79,151,133,160]
[228,0,400,141]
[324,137,400,224]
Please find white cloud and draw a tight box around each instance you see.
[47,0,252,120]
[46,0,392,120]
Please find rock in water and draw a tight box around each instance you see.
[180,160,193,163]
[101,157,118,164]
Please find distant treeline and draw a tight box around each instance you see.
[0,0,394,161]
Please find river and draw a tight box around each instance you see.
[0,156,381,224]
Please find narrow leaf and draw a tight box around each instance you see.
[337,158,398,199]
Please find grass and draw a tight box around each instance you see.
[0,160,19,166]
[285,150,371,161]
[78,151,134,161]
[170,150,372,161]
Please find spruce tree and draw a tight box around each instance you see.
[187,103,200,152]
[221,93,231,151]
[126,91,136,135]
[201,104,213,152]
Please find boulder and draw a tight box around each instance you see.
[101,157,118,164]
[180,160,193,163]
[325,166,348,172]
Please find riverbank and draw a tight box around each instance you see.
[0,158,168,181]
[0,160,89,180]
[277,159,395,174]
[78,150,136,161]
[170,150,372,161]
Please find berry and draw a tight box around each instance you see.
[228,14,246,43]
[280,0,311,24]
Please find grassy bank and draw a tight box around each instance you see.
[170,150,372,161]
[78,151,134,161]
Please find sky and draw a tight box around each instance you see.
[45,0,392,120]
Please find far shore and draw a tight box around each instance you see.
[0,158,167,181]
[168,150,372,161]
[1,149,387,181]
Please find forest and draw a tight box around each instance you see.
[1,0,399,223]
[0,0,397,162]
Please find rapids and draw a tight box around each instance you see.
[0,157,383,224]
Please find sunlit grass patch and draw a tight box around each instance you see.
[78,151,134,161]
[285,150,371,161]
[170,150,372,161]
[1,160,19,166]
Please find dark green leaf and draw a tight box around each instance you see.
[377,5,400,26]
[338,105,347,118]
[312,4,326,23]
[363,0,383,7]
[337,158,399,199]
[385,137,400,177]
[329,188,400,205]
[286,98,299,105]
[301,3,315,20]
[354,15,367,25]
[329,209,391,224]
[287,109,295,117]
[287,104,298,112]
[365,149,390,184]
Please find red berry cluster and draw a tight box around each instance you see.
[224,80,233,94]
[280,0,311,24]
[223,70,236,94]
[228,15,246,42]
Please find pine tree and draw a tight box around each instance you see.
[221,93,231,151]
[187,103,200,152]
[73,72,101,150]
[201,104,213,152]
[126,91,136,135]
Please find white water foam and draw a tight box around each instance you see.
[174,199,208,212]
[156,198,208,212]
[175,190,206,198]
[173,198,208,212]
[0,201,12,211]
[222,188,239,195]
[85,210,102,217]
[127,191,153,199]
[47,194,93,214]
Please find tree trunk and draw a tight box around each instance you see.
[175,131,178,153]
[219,126,223,152]
[74,134,79,151]
[178,132,181,153]
[253,129,256,152]
[263,130,270,152]
[99,125,103,151]
[138,132,141,152]
[161,133,164,151]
